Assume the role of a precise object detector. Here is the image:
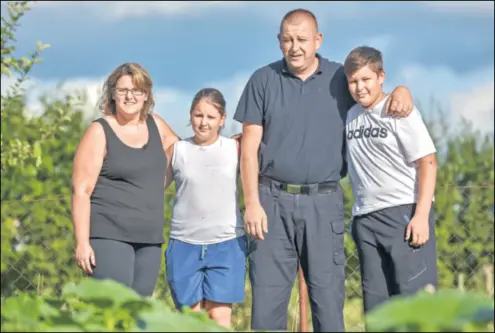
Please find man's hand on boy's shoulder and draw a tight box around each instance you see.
[231,133,242,158]
[386,86,414,118]
[231,133,242,142]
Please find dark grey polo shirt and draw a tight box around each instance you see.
[234,54,355,184]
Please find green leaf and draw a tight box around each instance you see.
[366,289,494,332]
[120,298,153,314]
[70,308,97,324]
[32,141,41,158]
[62,279,141,306]
[50,311,84,328]
[2,294,40,321]
[38,299,60,318]
[133,299,229,332]
[82,323,109,331]
[46,325,84,332]
[20,57,31,67]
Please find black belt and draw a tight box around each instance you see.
[259,175,339,195]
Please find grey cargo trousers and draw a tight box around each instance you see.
[249,178,346,332]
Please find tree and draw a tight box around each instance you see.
[0,0,85,297]
[1,0,75,175]
[433,121,494,292]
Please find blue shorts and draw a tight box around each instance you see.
[165,235,248,309]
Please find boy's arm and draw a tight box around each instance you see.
[415,153,437,218]
[395,107,437,246]
[406,152,437,247]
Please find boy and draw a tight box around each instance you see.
[343,46,439,314]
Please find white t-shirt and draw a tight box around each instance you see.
[170,136,244,244]
[346,95,436,216]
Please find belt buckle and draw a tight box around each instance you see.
[286,184,302,194]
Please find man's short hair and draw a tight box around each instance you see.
[280,8,319,32]
[344,46,384,77]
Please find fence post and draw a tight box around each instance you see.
[483,264,494,297]
[458,273,465,292]
[299,264,308,332]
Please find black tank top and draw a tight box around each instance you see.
[90,116,167,244]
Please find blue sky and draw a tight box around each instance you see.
[3,1,494,137]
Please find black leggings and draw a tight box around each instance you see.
[89,238,162,297]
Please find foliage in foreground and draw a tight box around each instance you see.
[366,289,494,332]
[1,279,493,332]
[1,279,228,332]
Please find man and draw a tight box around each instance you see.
[233,9,414,332]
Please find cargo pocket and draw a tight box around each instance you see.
[392,244,428,293]
[331,221,346,266]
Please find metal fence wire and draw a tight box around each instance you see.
[1,184,494,331]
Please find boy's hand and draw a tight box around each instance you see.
[405,214,429,247]
[386,86,413,118]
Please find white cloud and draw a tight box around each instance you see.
[1,75,105,120]
[420,1,494,15]
[0,72,251,138]
[384,64,494,134]
[245,1,362,29]
[107,1,246,20]
[357,35,393,54]
[3,62,493,138]
[35,1,247,20]
[34,1,364,23]
[34,1,493,23]
[450,83,494,134]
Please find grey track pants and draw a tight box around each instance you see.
[351,204,438,314]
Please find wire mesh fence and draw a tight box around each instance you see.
[1,184,493,331]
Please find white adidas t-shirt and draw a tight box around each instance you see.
[346,95,436,216]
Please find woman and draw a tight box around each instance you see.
[71,62,178,297]
[164,88,246,328]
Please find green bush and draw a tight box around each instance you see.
[366,289,494,332]
[2,280,493,332]
[1,279,229,332]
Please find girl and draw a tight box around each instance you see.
[164,88,246,328]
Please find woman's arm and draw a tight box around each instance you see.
[152,114,180,151]
[151,114,179,189]
[71,122,105,273]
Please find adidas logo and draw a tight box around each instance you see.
[347,125,388,140]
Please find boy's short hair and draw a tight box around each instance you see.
[344,46,384,77]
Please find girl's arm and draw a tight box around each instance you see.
[164,143,175,189]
